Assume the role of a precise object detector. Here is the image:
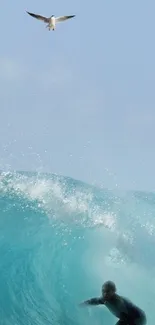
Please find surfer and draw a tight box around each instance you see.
[80,281,146,325]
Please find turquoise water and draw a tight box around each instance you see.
[0,171,155,325]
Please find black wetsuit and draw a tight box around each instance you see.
[84,294,146,325]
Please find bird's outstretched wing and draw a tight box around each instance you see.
[26,11,49,23]
[56,15,75,22]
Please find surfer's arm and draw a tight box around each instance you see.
[80,297,104,306]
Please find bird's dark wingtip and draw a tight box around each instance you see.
[26,11,34,16]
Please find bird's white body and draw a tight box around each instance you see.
[47,16,56,30]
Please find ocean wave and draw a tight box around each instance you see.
[0,171,154,325]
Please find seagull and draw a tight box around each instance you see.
[26,11,75,31]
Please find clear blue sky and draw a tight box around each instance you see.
[0,0,155,191]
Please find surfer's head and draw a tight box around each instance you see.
[102,281,116,299]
